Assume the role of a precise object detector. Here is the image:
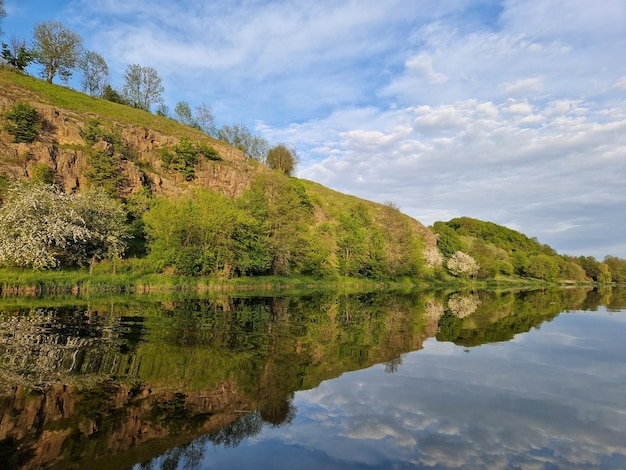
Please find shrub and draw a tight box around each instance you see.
[2,102,41,143]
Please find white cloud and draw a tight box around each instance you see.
[20,0,624,257]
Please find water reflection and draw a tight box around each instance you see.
[0,287,623,469]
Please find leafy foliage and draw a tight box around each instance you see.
[1,40,35,71]
[0,183,129,269]
[32,20,83,83]
[266,144,299,176]
[160,137,220,181]
[78,50,109,97]
[2,102,41,143]
[144,189,271,277]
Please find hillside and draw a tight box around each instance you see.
[0,67,439,280]
[2,68,623,285]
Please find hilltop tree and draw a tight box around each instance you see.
[0,0,5,37]
[2,36,35,71]
[79,51,109,97]
[266,144,299,176]
[32,20,83,83]
[195,102,217,137]
[174,101,196,127]
[218,123,270,161]
[122,64,164,112]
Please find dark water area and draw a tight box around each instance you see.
[0,287,624,469]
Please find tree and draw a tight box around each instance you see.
[2,36,35,71]
[0,183,128,269]
[102,85,127,105]
[122,64,164,112]
[79,50,109,97]
[0,0,5,37]
[266,144,299,176]
[195,102,217,137]
[446,251,479,278]
[2,102,41,143]
[604,255,626,283]
[174,101,195,126]
[32,20,83,83]
[218,123,270,161]
[432,221,462,258]
[525,254,559,281]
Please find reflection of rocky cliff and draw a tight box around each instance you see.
[0,380,254,470]
[0,287,620,468]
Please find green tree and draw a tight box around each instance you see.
[122,64,164,112]
[2,102,41,143]
[604,255,626,283]
[102,85,127,105]
[79,51,109,97]
[144,189,271,277]
[525,254,559,281]
[174,101,196,127]
[432,221,462,258]
[29,163,54,184]
[32,20,83,83]
[243,173,312,275]
[266,144,299,176]
[2,37,35,71]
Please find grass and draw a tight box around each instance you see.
[0,67,217,143]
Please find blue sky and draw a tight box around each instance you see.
[3,0,626,258]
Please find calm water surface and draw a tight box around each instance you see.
[0,288,624,469]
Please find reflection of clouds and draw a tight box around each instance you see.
[259,310,626,469]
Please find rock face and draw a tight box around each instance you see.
[0,98,258,199]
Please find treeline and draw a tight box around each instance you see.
[432,217,626,283]
[0,177,430,280]
[0,13,297,173]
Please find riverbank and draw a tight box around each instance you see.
[0,263,596,297]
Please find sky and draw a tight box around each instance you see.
[2,0,625,259]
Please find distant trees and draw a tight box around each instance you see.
[0,183,128,269]
[78,51,109,97]
[122,64,164,112]
[32,20,83,83]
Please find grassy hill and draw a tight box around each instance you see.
[0,67,439,284]
[2,67,623,287]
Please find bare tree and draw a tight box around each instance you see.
[195,102,217,136]
[122,64,164,112]
[79,50,109,97]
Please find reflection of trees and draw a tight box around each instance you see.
[0,287,621,468]
[435,288,605,347]
[447,293,481,318]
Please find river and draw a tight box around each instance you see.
[0,287,624,469]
